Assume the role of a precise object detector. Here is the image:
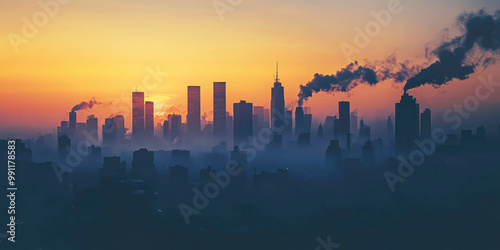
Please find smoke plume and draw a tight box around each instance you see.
[404,9,500,91]
[298,55,418,106]
[71,98,105,112]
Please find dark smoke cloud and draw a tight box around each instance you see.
[298,55,418,106]
[405,9,500,91]
[71,98,105,112]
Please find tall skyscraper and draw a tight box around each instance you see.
[187,86,201,135]
[254,106,264,130]
[144,101,155,137]
[69,111,77,136]
[339,101,350,136]
[233,100,253,146]
[304,114,312,134]
[295,107,305,136]
[168,114,182,140]
[325,116,335,139]
[132,91,145,139]
[421,108,431,140]
[350,112,358,138]
[213,82,226,137]
[271,63,285,132]
[86,115,98,143]
[395,92,420,154]
[114,115,125,143]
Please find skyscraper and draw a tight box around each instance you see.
[421,108,431,140]
[338,101,350,137]
[114,115,125,143]
[145,101,155,137]
[233,100,253,146]
[163,120,169,141]
[69,111,77,137]
[395,92,420,154]
[187,86,201,135]
[168,114,182,140]
[86,115,98,143]
[295,107,305,137]
[132,91,145,139]
[213,82,226,137]
[271,63,285,132]
[253,106,264,130]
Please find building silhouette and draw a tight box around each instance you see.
[130,148,157,182]
[86,115,98,143]
[99,156,127,183]
[271,63,285,134]
[168,114,182,141]
[233,100,253,146]
[145,101,155,137]
[395,92,420,154]
[213,82,226,137]
[69,111,77,137]
[132,91,145,140]
[421,108,431,139]
[163,120,169,141]
[338,101,350,145]
[187,86,201,136]
[295,106,305,137]
[359,119,371,143]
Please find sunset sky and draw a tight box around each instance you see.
[1,0,499,138]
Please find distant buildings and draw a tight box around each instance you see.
[295,106,305,136]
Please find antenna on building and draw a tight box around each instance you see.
[275,61,280,82]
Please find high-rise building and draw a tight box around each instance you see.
[86,115,98,143]
[338,101,350,137]
[132,91,145,139]
[325,116,335,139]
[295,107,305,136]
[69,111,77,137]
[213,82,226,137]
[114,115,125,143]
[145,101,155,137]
[284,109,293,139]
[169,114,182,140]
[421,108,431,140]
[350,113,358,139]
[271,63,285,132]
[187,86,201,135]
[395,92,420,154]
[254,106,264,130]
[102,118,116,147]
[233,100,253,146]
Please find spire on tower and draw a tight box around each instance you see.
[275,61,280,82]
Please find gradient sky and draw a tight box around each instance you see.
[1,0,500,138]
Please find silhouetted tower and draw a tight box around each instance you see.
[168,114,182,140]
[338,101,350,142]
[233,100,253,146]
[114,115,125,143]
[325,140,342,167]
[284,109,293,139]
[395,92,420,154]
[58,134,71,161]
[132,91,145,140]
[350,112,358,138]
[130,148,157,182]
[213,82,227,137]
[145,101,155,137]
[69,111,77,136]
[304,114,312,134]
[187,86,201,135]
[362,141,374,164]
[271,62,285,133]
[420,108,431,140]
[295,106,305,136]
[86,115,98,143]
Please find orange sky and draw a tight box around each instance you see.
[1,0,500,137]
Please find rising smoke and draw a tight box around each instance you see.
[404,9,500,91]
[298,55,418,106]
[298,9,500,105]
[71,97,105,112]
